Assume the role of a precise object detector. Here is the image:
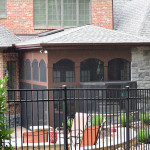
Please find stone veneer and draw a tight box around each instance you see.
[131,46,150,89]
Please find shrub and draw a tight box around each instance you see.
[92,114,103,126]
[137,128,150,143]
[139,112,150,124]
[118,113,133,127]
[0,76,14,150]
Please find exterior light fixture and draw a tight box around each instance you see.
[40,49,48,53]
[44,50,48,53]
[4,69,9,76]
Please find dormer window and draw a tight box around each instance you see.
[33,0,91,27]
[0,0,6,17]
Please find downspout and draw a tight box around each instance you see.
[112,0,114,30]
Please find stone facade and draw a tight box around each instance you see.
[131,46,150,89]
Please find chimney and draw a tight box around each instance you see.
[92,0,113,29]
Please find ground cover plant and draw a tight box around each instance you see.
[137,128,150,143]
[118,113,133,127]
[139,112,150,124]
[0,76,13,150]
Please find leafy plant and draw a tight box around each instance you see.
[0,76,14,150]
[139,112,150,124]
[118,113,133,127]
[137,128,150,143]
[92,114,103,126]
[62,117,73,131]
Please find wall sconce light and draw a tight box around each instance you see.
[4,69,9,76]
[40,49,48,53]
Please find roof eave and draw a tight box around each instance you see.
[15,42,150,50]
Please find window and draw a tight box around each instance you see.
[108,58,131,81]
[53,59,75,83]
[0,0,6,17]
[33,0,91,27]
[80,59,104,82]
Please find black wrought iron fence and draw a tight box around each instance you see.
[4,87,150,150]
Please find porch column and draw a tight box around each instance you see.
[75,62,80,88]
[48,63,53,126]
[104,61,108,81]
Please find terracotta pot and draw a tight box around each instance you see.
[23,131,48,143]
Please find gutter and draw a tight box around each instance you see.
[14,42,150,50]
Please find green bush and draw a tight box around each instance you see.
[0,76,14,150]
[139,112,150,124]
[92,114,103,126]
[118,113,133,127]
[137,128,150,143]
[62,117,73,131]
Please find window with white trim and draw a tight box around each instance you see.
[0,0,6,17]
[33,0,91,27]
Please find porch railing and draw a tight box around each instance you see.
[4,87,150,150]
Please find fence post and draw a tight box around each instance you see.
[126,86,130,150]
[62,85,68,150]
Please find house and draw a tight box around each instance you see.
[0,0,150,90]
[1,0,150,128]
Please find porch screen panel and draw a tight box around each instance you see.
[0,0,6,17]
[79,0,91,25]
[48,0,61,26]
[40,59,47,82]
[25,59,31,80]
[33,0,46,27]
[32,59,39,81]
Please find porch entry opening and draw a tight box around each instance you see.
[108,58,130,81]
[7,61,16,100]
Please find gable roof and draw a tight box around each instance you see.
[16,25,150,47]
[0,25,20,47]
[115,0,150,38]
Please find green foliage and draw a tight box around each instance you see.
[118,113,133,127]
[139,112,150,124]
[62,117,73,131]
[0,76,14,150]
[137,128,150,143]
[92,114,103,126]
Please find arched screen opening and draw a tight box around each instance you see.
[40,59,47,82]
[32,59,39,81]
[80,59,104,82]
[25,59,31,80]
[108,58,131,81]
[53,59,75,83]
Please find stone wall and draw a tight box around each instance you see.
[131,46,150,89]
